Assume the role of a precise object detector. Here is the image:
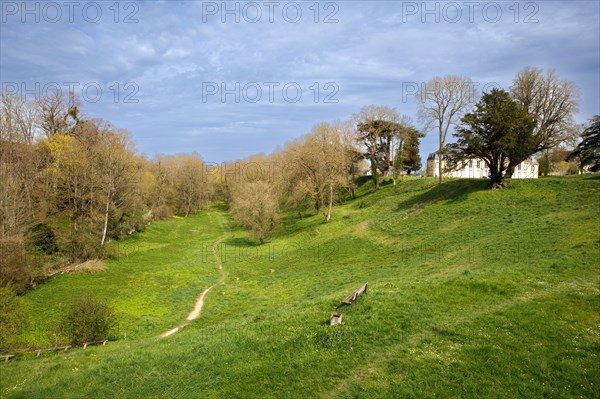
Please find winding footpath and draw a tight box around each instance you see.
[160,211,229,338]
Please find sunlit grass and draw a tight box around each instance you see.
[1,176,599,398]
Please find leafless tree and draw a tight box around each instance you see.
[230,180,279,244]
[37,90,72,137]
[510,67,579,176]
[94,129,139,246]
[284,123,352,222]
[417,76,475,183]
[1,93,41,143]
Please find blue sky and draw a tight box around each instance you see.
[1,0,599,164]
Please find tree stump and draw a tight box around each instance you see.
[330,313,342,325]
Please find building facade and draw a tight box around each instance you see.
[426,153,538,179]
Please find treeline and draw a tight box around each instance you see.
[0,91,213,292]
[3,66,597,291]
[220,108,424,243]
[1,90,424,287]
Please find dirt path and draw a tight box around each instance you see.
[160,212,229,338]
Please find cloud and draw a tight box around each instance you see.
[1,0,598,162]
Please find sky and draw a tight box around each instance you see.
[1,0,599,164]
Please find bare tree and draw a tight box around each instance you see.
[417,76,475,183]
[0,93,39,143]
[37,90,72,137]
[510,67,579,176]
[94,129,139,246]
[174,154,210,217]
[283,123,352,222]
[230,180,279,244]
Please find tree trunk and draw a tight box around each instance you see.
[100,192,111,247]
[372,167,380,190]
[325,183,333,223]
[438,128,444,184]
[438,149,444,184]
[505,164,515,179]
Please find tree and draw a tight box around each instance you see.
[43,130,97,260]
[0,139,49,290]
[354,106,401,190]
[149,156,175,218]
[173,154,210,217]
[40,120,142,259]
[230,180,279,244]
[510,67,579,176]
[417,75,475,183]
[0,92,39,144]
[37,90,73,137]
[390,119,423,184]
[340,123,363,199]
[448,89,536,187]
[60,296,115,345]
[568,116,600,172]
[399,124,423,176]
[283,123,352,221]
[94,129,139,246]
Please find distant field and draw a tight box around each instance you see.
[1,176,599,398]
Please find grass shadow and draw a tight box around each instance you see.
[395,179,488,212]
[582,174,600,181]
[210,202,229,212]
[222,236,258,248]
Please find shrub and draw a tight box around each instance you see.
[0,236,28,291]
[153,205,173,220]
[60,296,115,345]
[27,223,58,254]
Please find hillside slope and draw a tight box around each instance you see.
[1,176,599,398]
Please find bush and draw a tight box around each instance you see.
[0,282,29,350]
[60,296,115,345]
[153,205,173,220]
[27,223,58,254]
[0,235,47,293]
[0,236,28,291]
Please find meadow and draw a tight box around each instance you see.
[1,176,599,398]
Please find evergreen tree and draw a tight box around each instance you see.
[568,116,600,172]
[448,89,536,187]
[401,128,423,175]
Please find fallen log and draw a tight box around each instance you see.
[341,283,368,305]
[35,345,71,358]
[82,340,108,349]
[330,312,342,325]
[2,354,14,363]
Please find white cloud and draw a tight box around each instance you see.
[0,0,598,161]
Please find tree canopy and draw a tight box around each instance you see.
[449,89,537,186]
[568,116,600,172]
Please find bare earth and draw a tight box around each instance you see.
[160,212,228,338]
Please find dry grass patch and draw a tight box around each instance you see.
[47,260,107,276]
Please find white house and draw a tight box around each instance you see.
[426,153,539,179]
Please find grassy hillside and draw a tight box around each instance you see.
[1,176,599,398]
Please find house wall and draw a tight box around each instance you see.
[426,158,538,179]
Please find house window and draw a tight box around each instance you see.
[518,164,521,170]
[469,160,473,168]
[476,160,480,168]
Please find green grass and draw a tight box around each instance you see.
[1,176,599,398]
